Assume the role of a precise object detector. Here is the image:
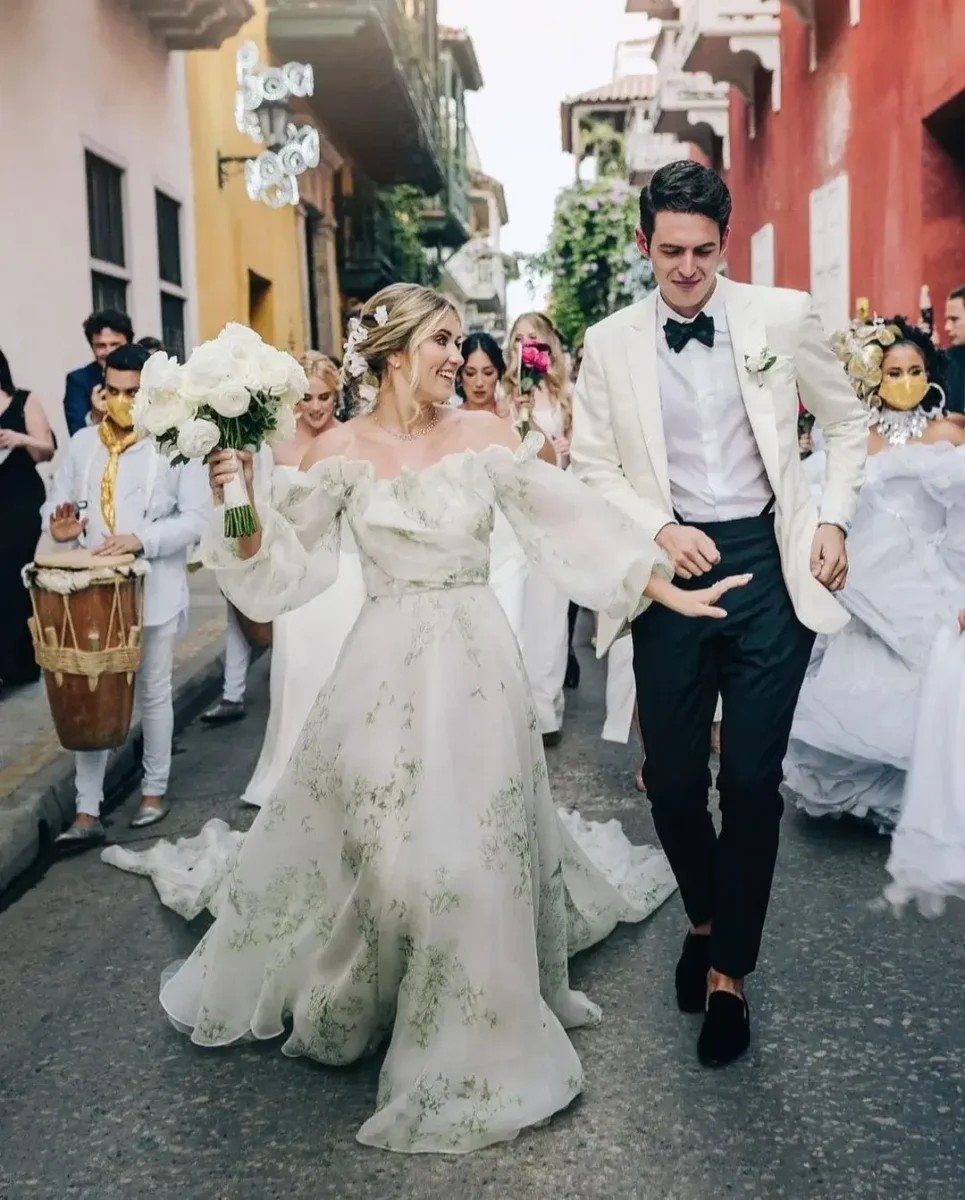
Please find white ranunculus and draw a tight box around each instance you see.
[286,358,310,398]
[220,322,261,345]
[254,344,292,394]
[207,379,251,418]
[140,351,183,397]
[139,390,197,437]
[267,404,297,446]
[176,417,221,460]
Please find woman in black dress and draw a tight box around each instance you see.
[0,348,54,690]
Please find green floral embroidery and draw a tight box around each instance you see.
[479,776,532,900]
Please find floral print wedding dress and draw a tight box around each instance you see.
[107,435,676,1154]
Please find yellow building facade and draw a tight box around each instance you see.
[186,0,341,353]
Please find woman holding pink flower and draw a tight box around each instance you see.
[506,312,576,746]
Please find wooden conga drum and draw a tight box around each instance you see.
[24,551,148,751]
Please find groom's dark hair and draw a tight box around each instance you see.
[639,161,732,243]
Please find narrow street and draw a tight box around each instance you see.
[2,650,964,1198]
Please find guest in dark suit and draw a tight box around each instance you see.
[63,309,134,436]
[944,284,965,416]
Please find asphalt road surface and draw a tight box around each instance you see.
[2,651,964,1199]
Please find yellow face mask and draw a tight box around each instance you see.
[105,394,135,429]
[877,375,930,412]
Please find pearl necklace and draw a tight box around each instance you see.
[373,408,440,441]
[869,405,933,448]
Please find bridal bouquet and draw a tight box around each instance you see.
[134,323,308,537]
[513,338,551,438]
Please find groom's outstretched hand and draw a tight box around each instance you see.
[656,523,721,580]
[810,523,848,592]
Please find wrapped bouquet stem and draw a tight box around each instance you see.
[134,324,308,538]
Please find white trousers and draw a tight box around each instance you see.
[522,568,569,735]
[75,625,176,817]
[223,603,252,704]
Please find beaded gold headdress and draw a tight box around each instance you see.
[830,319,904,406]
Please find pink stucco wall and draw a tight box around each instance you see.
[0,0,199,455]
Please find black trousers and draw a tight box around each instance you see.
[631,513,815,979]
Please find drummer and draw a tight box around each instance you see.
[42,343,210,849]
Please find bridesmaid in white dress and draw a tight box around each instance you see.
[242,353,366,807]
[456,331,557,640]
[505,313,573,745]
[105,285,750,1154]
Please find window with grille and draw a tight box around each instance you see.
[156,190,187,359]
[86,152,125,267]
[91,271,128,314]
[156,192,182,287]
[86,151,128,311]
[161,294,186,362]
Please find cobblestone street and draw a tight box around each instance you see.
[2,650,965,1199]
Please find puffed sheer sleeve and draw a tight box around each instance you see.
[200,458,356,623]
[484,434,671,625]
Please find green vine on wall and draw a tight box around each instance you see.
[526,174,653,350]
[385,185,438,288]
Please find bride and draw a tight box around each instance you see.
[108,284,749,1155]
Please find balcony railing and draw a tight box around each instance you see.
[268,0,444,193]
[129,0,254,49]
[676,0,782,110]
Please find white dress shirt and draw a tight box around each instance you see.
[656,286,772,523]
[44,429,212,630]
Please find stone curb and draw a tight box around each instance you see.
[0,649,227,895]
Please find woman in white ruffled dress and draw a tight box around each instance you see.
[241,353,367,807]
[785,317,965,829]
[105,285,750,1155]
[505,313,574,745]
[455,330,553,641]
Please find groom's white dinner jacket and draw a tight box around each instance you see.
[571,275,868,651]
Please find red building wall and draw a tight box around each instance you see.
[724,0,965,324]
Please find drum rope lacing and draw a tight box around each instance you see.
[26,575,144,689]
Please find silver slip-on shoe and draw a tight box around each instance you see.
[200,700,246,725]
[55,820,107,851]
[130,802,170,829]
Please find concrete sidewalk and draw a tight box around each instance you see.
[0,571,232,892]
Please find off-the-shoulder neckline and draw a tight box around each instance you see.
[281,433,544,486]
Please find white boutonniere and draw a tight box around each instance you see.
[744,347,778,388]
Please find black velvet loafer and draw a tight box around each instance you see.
[697,990,750,1067]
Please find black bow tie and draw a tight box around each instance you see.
[664,310,715,353]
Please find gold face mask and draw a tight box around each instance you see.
[105,394,135,429]
[877,375,929,412]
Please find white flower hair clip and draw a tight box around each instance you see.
[344,316,370,379]
[374,304,389,327]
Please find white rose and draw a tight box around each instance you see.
[286,358,310,398]
[267,404,297,446]
[220,322,261,346]
[138,390,196,437]
[254,344,291,394]
[207,379,251,418]
[140,351,183,397]
[176,417,221,459]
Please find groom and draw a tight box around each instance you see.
[571,161,867,1066]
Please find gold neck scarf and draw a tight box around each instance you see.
[98,419,141,533]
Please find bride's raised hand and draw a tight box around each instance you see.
[208,449,254,507]
[646,573,753,619]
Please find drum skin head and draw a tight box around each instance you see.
[32,550,136,570]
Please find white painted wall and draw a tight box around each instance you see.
[0,0,199,457]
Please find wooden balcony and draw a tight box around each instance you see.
[336,174,430,301]
[653,69,731,169]
[128,0,254,49]
[625,0,679,16]
[268,0,444,194]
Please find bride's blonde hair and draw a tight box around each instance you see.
[341,283,458,418]
[503,311,572,435]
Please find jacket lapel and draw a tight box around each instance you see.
[722,282,782,496]
[627,295,672,511]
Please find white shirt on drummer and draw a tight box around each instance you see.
[43,428,211,630]
[655,285,772,523]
